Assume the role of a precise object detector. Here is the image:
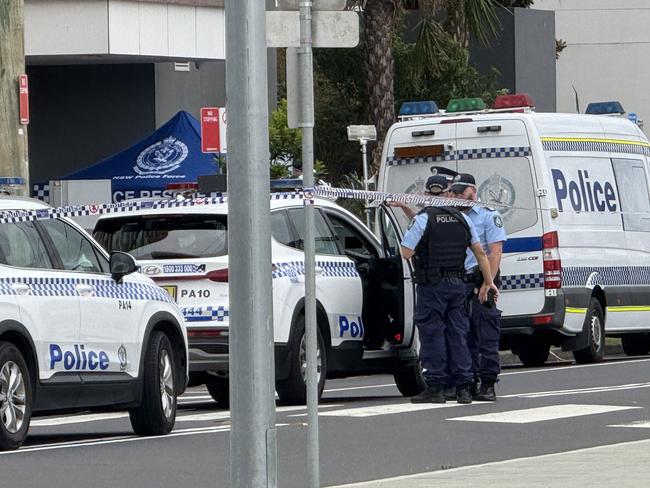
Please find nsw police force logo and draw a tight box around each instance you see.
[134,136,189,175]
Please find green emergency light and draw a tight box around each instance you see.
[446,98,486,113]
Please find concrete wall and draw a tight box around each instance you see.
[534,0,650,122]
[470,7,556,112]
[26,64,156,184]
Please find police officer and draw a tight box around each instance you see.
[450,173,507,401]
[400,174,499,404]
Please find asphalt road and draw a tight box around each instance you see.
[3,353,650,488]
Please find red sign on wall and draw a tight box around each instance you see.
[200,107,221,153]
[19,75,29,125]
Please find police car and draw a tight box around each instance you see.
[0,197,188,451]
[93,194,423,405]
[378,95,650,366]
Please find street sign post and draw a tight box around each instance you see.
[19,74,29,125]
[200,107,221,153]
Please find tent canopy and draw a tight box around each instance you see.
[63,111,221,201]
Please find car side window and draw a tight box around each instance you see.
[0,222,52,269]
[39,219,107,273]
[324,212,378,259]
[286,208,341,255]
[271,210,295,247]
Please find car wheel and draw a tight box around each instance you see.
[0,342,32,451]
[129,331,177,436]
[206,377,230,408]
[621,334,650,356]
[573,298,605,364]
[516,337,550,367]
[276,316,327,405]
[393,330,425,397]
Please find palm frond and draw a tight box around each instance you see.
[464,0,501,46]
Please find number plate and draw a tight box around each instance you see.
[161,285,177,301]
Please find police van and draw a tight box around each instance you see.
[0,197,188,450]
[378,95,650,366]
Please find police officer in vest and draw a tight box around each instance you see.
[450,173,507,401]
[400,174,499,404]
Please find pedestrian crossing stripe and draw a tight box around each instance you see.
[608,420,650,428]
[448,404,640,424]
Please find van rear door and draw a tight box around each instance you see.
[455,119,545,318]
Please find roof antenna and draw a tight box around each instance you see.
[572,85,580,113]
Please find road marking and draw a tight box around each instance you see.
[31,412,129,427]
[502,382,650,399]
[327,438,650,487]
[500,357,650,376]
[608,420,650,428]
[318,402,460,418]
[177,404,343,422]
[324,383,396,393]
[449,404,640,424]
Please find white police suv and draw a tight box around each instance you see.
[0,197,188,451]
[93,194,423,405]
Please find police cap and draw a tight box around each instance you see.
[425,175,449,195]
[430,166,458,182]
[450,173,477,194]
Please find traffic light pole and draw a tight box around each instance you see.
[299,1,320,487]
[226,1,277,487]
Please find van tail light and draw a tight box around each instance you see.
[542,231,561,289]
[206,269,229,282]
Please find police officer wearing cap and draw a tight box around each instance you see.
[400,174,499,404]
[450,173,507,401]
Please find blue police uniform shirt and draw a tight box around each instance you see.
[464,206,508,271]
[401,211,480,251]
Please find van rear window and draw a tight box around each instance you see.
[93,214,228,259]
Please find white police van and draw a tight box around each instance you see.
[93,194,424,405]
[0,197,188,450]
[378,95,650,366]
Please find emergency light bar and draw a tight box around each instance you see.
[585,101,625,115]
[446,98,486,113]
[493,93,535,110]
[398,101,439,118]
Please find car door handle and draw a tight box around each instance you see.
[75,284,94,297]
[11,283,30,296]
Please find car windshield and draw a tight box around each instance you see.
[93,214,228,260]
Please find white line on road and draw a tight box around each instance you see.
[324,384,396,393]
[502,382,650,399]
[500,357,650,376]
[448,404,641,424]
[31,412,129,427]
[317,402,461,418]
[608,420,650,428]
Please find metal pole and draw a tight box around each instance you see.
[361,139,371,228]
[226,1,277,487]
[299,1,320,487]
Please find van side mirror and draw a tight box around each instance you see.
[110,252,138,283]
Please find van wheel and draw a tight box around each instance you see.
[393,361,426,397]
[276,316,327,405]
[516,338,550,367]
[573,299,605,364]
[621,334,650,356]
[206,377,230,408]
[0,343,32,451]
[129,331,177,436]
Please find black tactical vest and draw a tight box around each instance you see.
[413,206,472,285]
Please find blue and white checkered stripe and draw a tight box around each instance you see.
[0,277,172,302]
[386,146,531,167]
[563,266,650,287]
[183,306,229,322]
[32,183,50,203]
[500,274,544,291]
[542,140,650,156]
[272,261,359,280]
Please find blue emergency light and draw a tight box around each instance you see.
[585,101,625,115]
[398,101,439,117]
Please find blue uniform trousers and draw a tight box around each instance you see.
[414,278,473,387]
[466,283,502,382]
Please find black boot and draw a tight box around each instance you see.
[475,381,496,401]
[444,386,456,401]
[456,385,473,404]
[470,381,479,398]
[411,385,446,404]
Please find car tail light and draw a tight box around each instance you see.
[532,315,553,325]
[206,269,229,282]
[542,231,561,289]
[187,328,228,338]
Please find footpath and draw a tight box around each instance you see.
[330,437,650,487]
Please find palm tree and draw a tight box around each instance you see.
[347,0,502,174]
